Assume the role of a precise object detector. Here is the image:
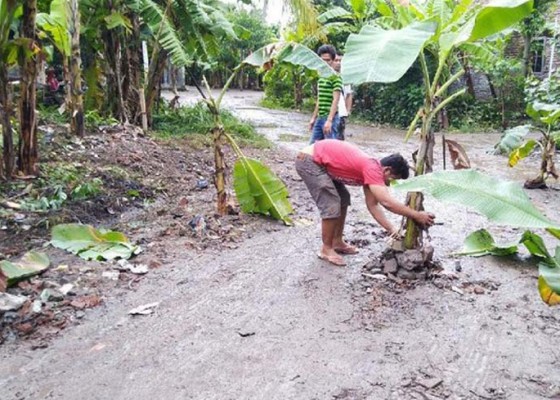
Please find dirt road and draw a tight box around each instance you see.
[1,90,559,400]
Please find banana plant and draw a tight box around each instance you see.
[37,0,84,136]
[195,42,334,222]
[506,102,559,189]
[393,169,560,305]
[458,229,560,305]
[341,0,534,249]
[0,0,19,178]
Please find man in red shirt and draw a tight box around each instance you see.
[295,139,435,266]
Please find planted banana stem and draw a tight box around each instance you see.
[213,126,228,215]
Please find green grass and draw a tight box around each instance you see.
[151,102,271,149]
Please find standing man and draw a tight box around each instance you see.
[332,53,353,140]
[309,45,342,143]
[295,139,435,266]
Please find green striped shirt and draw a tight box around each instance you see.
[318,75,343,117]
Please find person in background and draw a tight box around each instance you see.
[308,44,342,143]
[332,53,353,140]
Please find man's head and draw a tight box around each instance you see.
[380,153,410,185]
[333,53,342,73]
[317,44,337,65]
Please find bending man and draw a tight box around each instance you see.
[295,139,435,266]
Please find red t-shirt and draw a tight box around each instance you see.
[313,139,385,186]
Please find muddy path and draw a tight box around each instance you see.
[1,90,559,400]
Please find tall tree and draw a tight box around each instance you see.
[69,0,84,136]
[0,0,18,178]
[19,0,39,176]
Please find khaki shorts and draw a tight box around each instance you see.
[295,153,351,219]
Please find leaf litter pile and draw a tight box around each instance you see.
[0,124,304,345]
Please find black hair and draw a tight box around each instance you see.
[317,44,337,61]
[336,51,344,57]
[380,153,410,179]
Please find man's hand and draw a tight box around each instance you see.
[323,119,332,135]
[309,117,316,132]
[414,211,435,228]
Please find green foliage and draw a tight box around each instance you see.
[19,164,103,211]
[51,223,140,261]
[493,125,531,155]
[460,229,560,305]
[0,251,50,287]
[446,97,504,132]
[232,158,293,225]
[152,102,270,148]
[262,64,315,110]
[353,79,424,128]
[207,9,276,88]
[458,229,519,256]
[525,74,560,111]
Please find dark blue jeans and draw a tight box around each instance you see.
[310,114,340,144]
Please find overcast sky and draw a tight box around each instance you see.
[224,0,289,25]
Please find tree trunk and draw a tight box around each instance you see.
[69,0,84,137]
[485,73,497,100]
[123,13,142,124]
[145,49,168,127]
[0,65,15,179]
[294,68,303,109]
[102,27,127,122]
[522,33,532,77]
[18,0,39,176]
[458,52,475,97]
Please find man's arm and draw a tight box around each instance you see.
[309,100,319,132]
[367,184,435,226]
[323,90,341,135]
[363,186,398,234]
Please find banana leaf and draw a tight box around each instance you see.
[469,0,534,42]
[493,125,531,155]
[318,6,352,23]
[233,158,293,225]
[458,229,518,256]
[393,169,560,229]
[508,139,537,167]
[538,276,560,306]
[0,251,50,287]
[243,43,335,78]
[342,20,437,84]
[51,223,140,261]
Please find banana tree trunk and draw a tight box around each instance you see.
[102,28,127,122]
[18,0,39,176]
[212,125,228,215]
[69,0,84,137]
[0,64,14,179]
[145,49,168,127]
[123,13,142,124]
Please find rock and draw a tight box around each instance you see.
[397,269,417,280]
[473,286,485,295]
[102,271,120,281]
[422,244,434,264]
[396,249,424,270]
[416,377,443,389]
[0,293,28,311]
[454,260,462,272]
[382,258,398,274]
[364,259,382,271]
[40,288,64,302]
[59,283,75,296]
[390,240,405,252]
[32,299,42,313]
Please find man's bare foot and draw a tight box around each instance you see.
[333,242,359,255]
[317,249,346,266]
